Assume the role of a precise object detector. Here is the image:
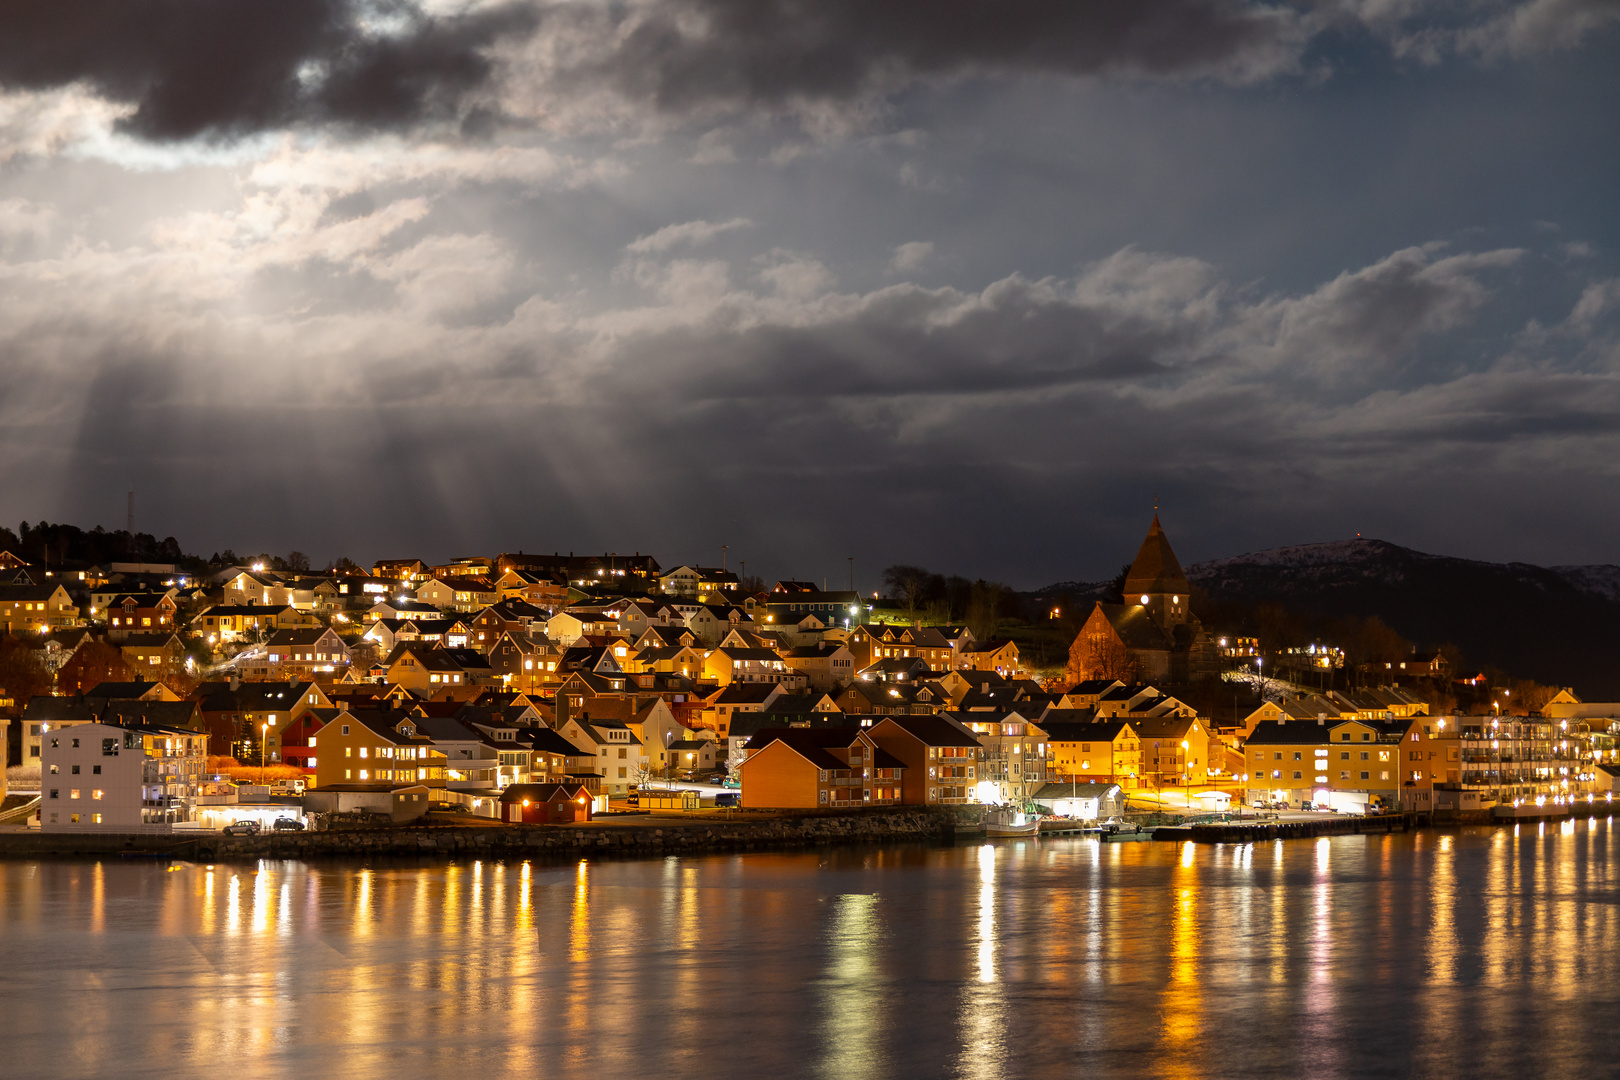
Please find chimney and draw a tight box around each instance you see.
[1318,713,1326,726]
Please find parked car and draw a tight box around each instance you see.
[713,792,740,808]
[222,820,260,836]
[272,817,305,832]
[625,790,640,806]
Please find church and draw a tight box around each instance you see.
[1067,517,1221,685]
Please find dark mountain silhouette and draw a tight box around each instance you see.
[1037,537,1620,696]
[1180,538,1620,697]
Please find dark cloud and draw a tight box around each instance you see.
[0,0,538,139]
[563,0,1312,113]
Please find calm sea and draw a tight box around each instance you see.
[3,821,1618,1079]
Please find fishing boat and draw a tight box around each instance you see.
[983,806,1040,838]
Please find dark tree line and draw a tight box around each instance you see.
[881,565,1022,640]
[2,521,197,570]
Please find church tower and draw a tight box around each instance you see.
[1123,515,1192,635]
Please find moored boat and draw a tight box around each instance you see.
[984,806,1040,837]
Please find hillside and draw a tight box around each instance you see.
[1182,539,1620,698]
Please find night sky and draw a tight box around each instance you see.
[1,1,1617,587]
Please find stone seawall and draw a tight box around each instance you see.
[0,809,959,863]
[1163,813,1417,844]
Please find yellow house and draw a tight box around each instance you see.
[383,642,467,691]
[1042,718,1140,787]
[1241,716,1420,811]
[0,584,79,633]
[309,710,447,789]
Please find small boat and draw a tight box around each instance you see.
[984,806,1040,838]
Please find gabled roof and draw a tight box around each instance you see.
[1241,719,1335,745]
[873,714,982,748]
[740,729,851,770]
[709,682,782,705]
[521,727,593,757]
[1042,719,1132,743]
[22,696,98,724]
[1034,782,1122,799]
[1068,679,1126,697]
[499,782,593,804]
[712,646,785,661]
[100,700,202,729]
[266,627,342,647]
[321,709,425,746]
[1130,715,1201,739]
[1094,603,1173,650]
[0,583,65,601]
[385,643,465,672]
[83,680,164,700]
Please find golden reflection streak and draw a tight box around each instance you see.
[819,893,885,1080]
[955,844,1007,1080]
[1552,818,1576,994]
[565,859,592,1072]
[570,860,591,963]
[444,864,462,939]
[227,873,242,936]
[202,867,216,936]
[978,844,995,984]
[1299,837,1338,1074]
[1487,828,1512,983]
[91,862,104,935]
[1409,828,1461,1077]
[1157,839,1202,1080]
[517,860,532,934]
[252,863,271,936]
[355,869,372,938]
[1270,841,1286,985]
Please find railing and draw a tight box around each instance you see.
[0,796,41,824]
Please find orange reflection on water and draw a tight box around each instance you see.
[1157,840,1202,1080]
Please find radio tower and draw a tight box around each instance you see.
[127,491,134,535]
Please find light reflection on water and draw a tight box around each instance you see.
[5,824,1620,1079]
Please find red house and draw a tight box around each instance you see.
[499,783,595,824]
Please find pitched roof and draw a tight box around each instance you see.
[1042,719,1133,742]
[710,683,781,705]
[1123,515,1191,597]
[874,714,982,748]
[521,727,593,756]
[266,627,340,646]
[99,701,202,729]
[1241,719,1335,746]
[1033,782,1122,799]
[499,782,594,804]
[740,729,850,770]
[1095,604,1173,650]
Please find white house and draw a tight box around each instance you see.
[41,720,207,832]
[1034,782,1126,821]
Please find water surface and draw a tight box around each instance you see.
[4,820,1618,1079]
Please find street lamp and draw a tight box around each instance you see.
[260,722,269,785]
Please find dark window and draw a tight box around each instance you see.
[71,765,80,774]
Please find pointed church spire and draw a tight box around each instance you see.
[1124,515,1190,599]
